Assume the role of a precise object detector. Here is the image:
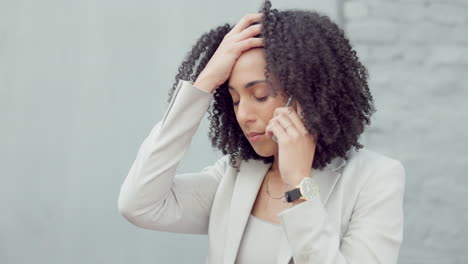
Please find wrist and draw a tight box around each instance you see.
[193,76,217,94]
[284,176,318,203]
[289,174,310,187]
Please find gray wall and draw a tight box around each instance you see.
[0,0,466,263]
[343,0,468,263]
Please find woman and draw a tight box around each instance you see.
[118,1,406,263]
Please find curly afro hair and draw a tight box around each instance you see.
[167,0,375,172]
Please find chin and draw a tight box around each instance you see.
[252,145,277,157]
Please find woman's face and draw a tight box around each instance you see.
[228,48,287,157]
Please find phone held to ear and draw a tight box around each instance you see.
[272,96,295,143]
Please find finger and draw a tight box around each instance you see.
[235,23,262,42]
[266,118,287,142]
[274,107,308,135]
[290,103,318,139]
[230,13,263,35]
[269,113,300,137]
[286,106,309,135]
[236,37,264,51]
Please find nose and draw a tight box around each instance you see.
[235,99,256,126]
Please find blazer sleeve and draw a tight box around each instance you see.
[117,79,229,234]
[277,159,406,264]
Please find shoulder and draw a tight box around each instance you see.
[340,147,406,189]
[344,147,404,171]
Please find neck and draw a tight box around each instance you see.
[267,153,291,186]
[270,152,279,172]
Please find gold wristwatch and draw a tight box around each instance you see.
[284,177,319,202]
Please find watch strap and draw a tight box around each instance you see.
[284,188,302,203]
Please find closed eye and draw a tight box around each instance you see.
[233,96,268,106]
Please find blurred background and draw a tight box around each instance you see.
[1,0,466,263]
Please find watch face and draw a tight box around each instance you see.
[301,177,318,199]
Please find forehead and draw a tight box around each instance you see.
[228,48,266,86]
[228,79,272,92]
[227,48,283,94]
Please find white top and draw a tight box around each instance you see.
[234,214,284,264]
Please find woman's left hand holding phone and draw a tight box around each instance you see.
[265,100,318,186]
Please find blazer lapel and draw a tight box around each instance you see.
[223,158,271,264]
[223,155,347,264]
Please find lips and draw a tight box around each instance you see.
[247,132,265,142]
[247,132,265,137]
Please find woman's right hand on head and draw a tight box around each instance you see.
[194,13,265,94]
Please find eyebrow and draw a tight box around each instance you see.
[228,79,272,91]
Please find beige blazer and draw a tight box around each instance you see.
[118,79,406,264]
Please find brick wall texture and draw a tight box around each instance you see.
[342,0,468,263]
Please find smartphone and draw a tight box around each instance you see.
[272,95,295,143]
